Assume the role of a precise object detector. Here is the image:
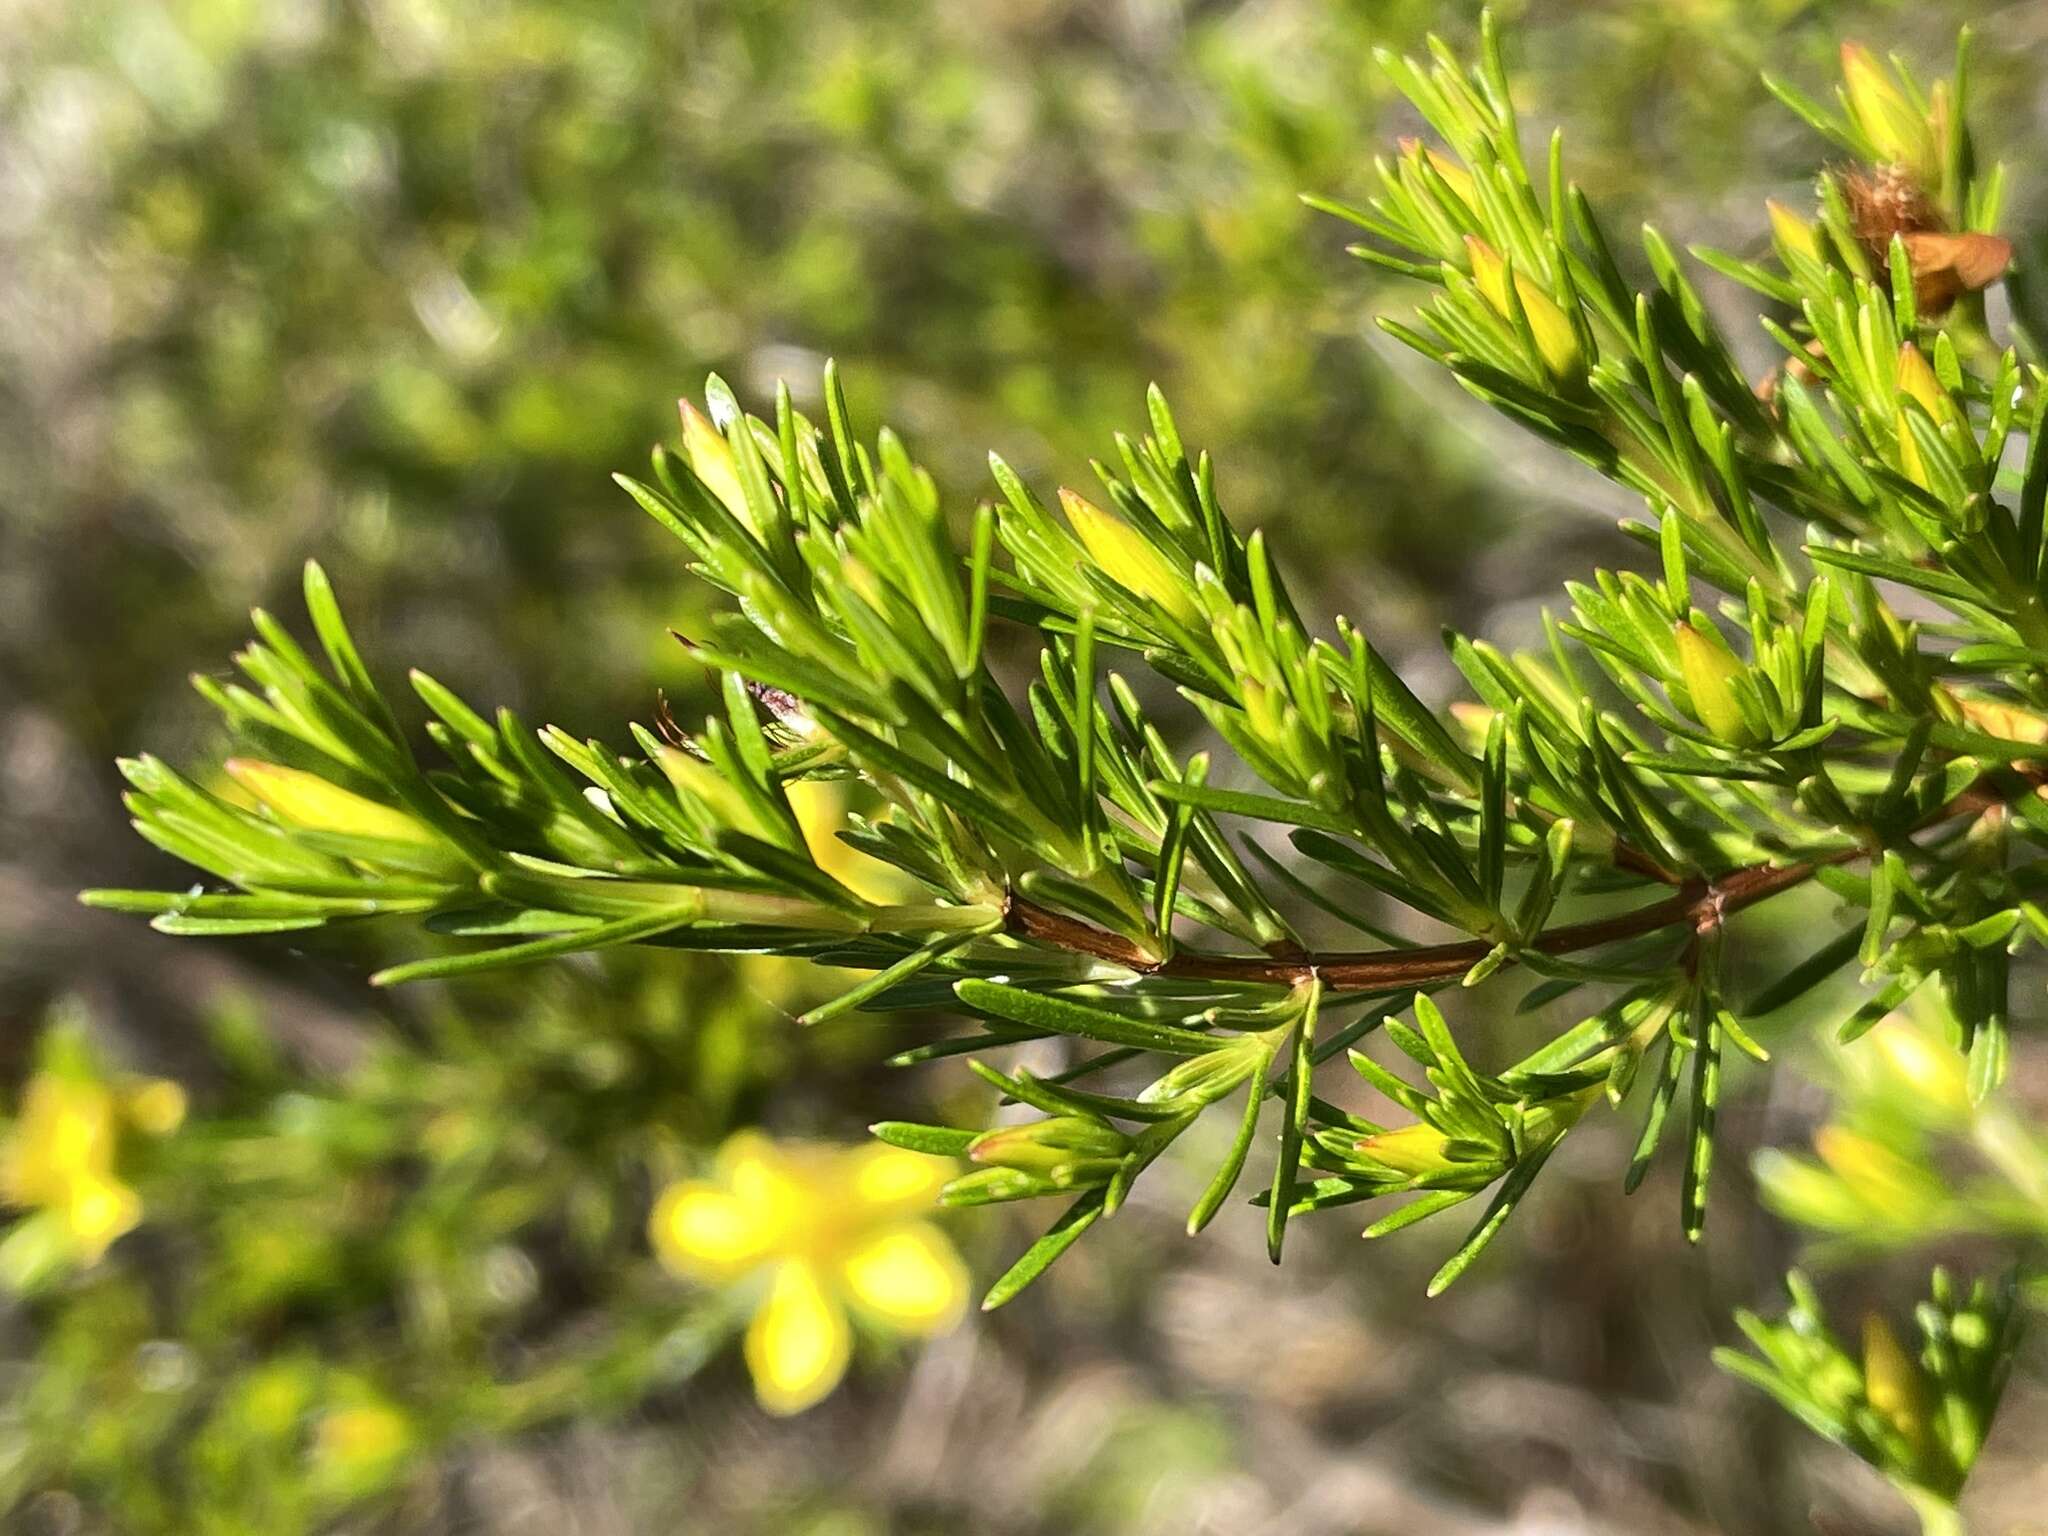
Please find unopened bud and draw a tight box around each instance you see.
[1895,406,1930,489]
[1841,43,1938,185]
[1400,137,1476,209]
[1895,343,1948,420]
[1462,237,1583,380]
[1766,200,1821,263]
[969,1117,1129,1182]
[1860,1313,1931,1447]
[1673,624,1756,746]
[1059,489,1203,628]
[679,400,755,534]
[1952,692,2048,745]
[1356,1121,1456,1178]
[939,1165,1064,1205]
[225,761,438,847]
[1140,1038,1263,1107]
[122,1079,187,1137]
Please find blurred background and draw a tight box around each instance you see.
[4,0,2048,1531]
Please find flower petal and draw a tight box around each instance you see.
[844,1143,950,1214]
[64,1174,141,1265]
[718,1131,810,1227]
[649,1181,775,1282]
[744,1260,851,1415]
[838,1222,967,1336]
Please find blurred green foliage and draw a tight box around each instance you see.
[14,0,2005,758]
[6,0,2048,1532]
[0,965,781,1533]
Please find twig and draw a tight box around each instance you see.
[1004,769,2037,991]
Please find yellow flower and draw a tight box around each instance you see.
[314,1402,410,1472]
[311,1391,414,1501]
[1893,344,1956,492]
[649,1132,966,1415]
[0,1074,143,1265]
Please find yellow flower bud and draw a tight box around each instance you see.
[224,761,438,847]
[1895,406,1930,489]
[1895,343,1946,419]
[784,778,907,904]
[1893,344,1957,490]
[1674,623,1756,745]
[1463,237,1583,380]
[1356,1121,1456,1178]
[1813,1126,1934,1220]
[1841,43,1938,185]
[1952,693,2048,745]
[1400,137,1476,209]
[652,744,773,841]
[316,1403,409,1466]
[1861,1313,1931,1448]
[1766,199,1821,263]
[1059,489,1203,628]
[679,399,754,532]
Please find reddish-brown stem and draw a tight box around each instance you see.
[1004,769,2036,991]
[1006,853,1843,989]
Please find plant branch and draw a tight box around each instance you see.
[1006,853,1839,989]
[1005,769,2036,991]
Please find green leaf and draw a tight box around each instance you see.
[869,1122,978,1157]
[1266,981,1318,1263]
[952,980,1220,1055]
[369,906,704,986]
[981,1192,1107,1311]
[1187,1077,1266,1236]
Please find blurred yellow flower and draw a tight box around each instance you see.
[2,1020,186,1286]
[314,1401,411,1473]
[1861,1312,1932,1450]
[0,1074,142,1265]
[310,1387,415,1503]
[649,1132,966,1415]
